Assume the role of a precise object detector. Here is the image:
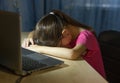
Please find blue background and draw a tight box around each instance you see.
[0,0,120,35]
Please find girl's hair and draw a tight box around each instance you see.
[33,12,64,46]
[52,10,93,31]
[33,9,94,46]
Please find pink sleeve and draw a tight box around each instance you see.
[76,32,87,45]
[76,31,98,50]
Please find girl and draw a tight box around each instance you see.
[22,10,106,78]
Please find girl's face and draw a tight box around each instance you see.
[57,29,72,47]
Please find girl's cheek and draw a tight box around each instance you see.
[62,39,71,46]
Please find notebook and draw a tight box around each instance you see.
[0,10,64,76]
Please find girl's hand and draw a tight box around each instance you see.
[25,45,40,53]
[22,38,34,47]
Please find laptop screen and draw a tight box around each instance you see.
[0,11,22,71]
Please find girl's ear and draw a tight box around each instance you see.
[62,29,70,37]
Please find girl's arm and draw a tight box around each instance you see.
[25,44,87,60]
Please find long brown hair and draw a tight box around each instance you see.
[52,10,94,31]
[33,12,64,46]
[33,9,95,46]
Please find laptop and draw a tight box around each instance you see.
[0,11,64,76]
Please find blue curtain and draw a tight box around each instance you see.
[0,0,120,35]
[0,0,36,31]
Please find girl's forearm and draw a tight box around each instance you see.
[26,44,86,60]
[38,46,74,59]
[28,45,76,59]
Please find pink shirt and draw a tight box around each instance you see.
[70,30,106,78]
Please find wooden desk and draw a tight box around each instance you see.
[0,32,108,83]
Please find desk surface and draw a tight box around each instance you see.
[0,32,108,83]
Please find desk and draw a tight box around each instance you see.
[0,32,108,83]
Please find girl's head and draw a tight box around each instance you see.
[33,10,93,47]
[33,10,68,47]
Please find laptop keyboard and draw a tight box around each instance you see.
[22,55,47,71]
[22,48,48,71]
[21,48,63,71]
